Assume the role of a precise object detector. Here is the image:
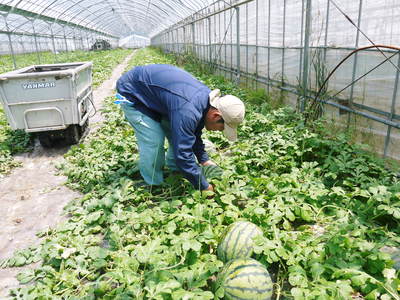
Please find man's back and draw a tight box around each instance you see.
[116,64,210,120]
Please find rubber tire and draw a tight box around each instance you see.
[38,132,55,148]
[66,125,81,145]
[79,119,89,137]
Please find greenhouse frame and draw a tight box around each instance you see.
[1,0,399,159]
[1,0,400,299]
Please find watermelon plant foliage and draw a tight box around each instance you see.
[2,47,400,299]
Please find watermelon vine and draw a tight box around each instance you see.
[2,48,400,299]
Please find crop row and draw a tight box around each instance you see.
[2,48,400,299]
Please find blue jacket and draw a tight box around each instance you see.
[116,64,211,190]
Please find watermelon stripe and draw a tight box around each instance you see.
[226,263,262,278]
[225,290,252,300]
[242,225,259,257]
[227,271,271,281]
[220,222,243,261]
[225,284,273,294]
[230,222,252,260]
[225,290,272,300]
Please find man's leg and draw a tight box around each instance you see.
[160,119,179,171]
[121,104,165,185]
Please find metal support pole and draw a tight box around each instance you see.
[200,20,203,62]
[31,20,41,64]
[63,26,68,53]
[91,31,95,51]
[299,0,305,84]
[324,0,330,62]
[20,41,25,54]
[171,30,174,53]
[208,17,212,65]
[183,26,187,53]
[255,0,259,89]
[219,1,222,75]
[230,8,233,80]
[236,6,240,83]
[383,53,400,157]
[71,27,77,51]
[80,32,84,50]
[192,22,195,56]
[282,0,287,84]
[50,24,57,62]
[5,17,17,69]
[169,31,171,53]
[267,0,271,92]
[245,3,249,87]
[224,9,227,75]
[348,0,363,126]
[175,29,178,53]
[301,0,312,112]
[85,30,90,51]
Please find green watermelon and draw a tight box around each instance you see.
[201,164,223,180]
[393,252,400,270]
[381,246,400,270]
[389,250,400,270]
[218,258,273,300]
[217,221,263,262]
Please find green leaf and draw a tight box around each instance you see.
[291,287,305,300]
[310,263,325,280]
[16,269,35,284]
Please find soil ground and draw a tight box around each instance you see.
[0,50,135,298]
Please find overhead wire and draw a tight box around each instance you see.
[304,0,400,123]
[329,0,400,74]
[305,45,400,123]
[210,4,236,72]
[329,51,399,101]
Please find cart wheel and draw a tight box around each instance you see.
[66,125,81,145]
[79,119,89,137]
[38,132,55,148]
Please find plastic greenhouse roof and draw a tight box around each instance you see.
[0,0,216,38]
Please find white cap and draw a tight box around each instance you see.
[209,89,245,141]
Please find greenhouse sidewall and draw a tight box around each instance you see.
[151,0,400,161]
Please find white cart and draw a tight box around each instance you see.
[0,62,94,147]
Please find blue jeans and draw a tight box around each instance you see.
[121,103,178,185]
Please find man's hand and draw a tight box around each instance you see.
[204,184,214,192]
[202,184,215,198]
[201,160,217,166]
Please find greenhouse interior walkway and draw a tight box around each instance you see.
[0,50,136,298]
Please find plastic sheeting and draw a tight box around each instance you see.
[0,0,217,38]
[152,0,400,160]
[0,0,218,55]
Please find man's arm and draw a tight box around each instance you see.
[193,128,210,164]
[170,112,210,191]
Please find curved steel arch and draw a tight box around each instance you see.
[70,10,155,36]
[1,0,216,39]
[32,0,160,37]
[63,0,174,36]
[2,2,115,38]
[67,2,163,34]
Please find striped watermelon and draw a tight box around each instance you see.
[393,252,400,270]
[217,221,263,262]
[388,249,400,270]
[218,258,273,300]
[381,246,400,270]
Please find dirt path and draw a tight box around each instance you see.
[0,50,135,298]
